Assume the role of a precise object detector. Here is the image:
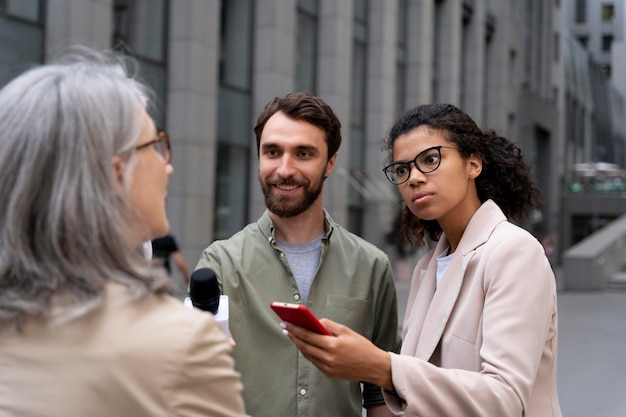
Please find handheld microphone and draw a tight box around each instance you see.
[185,268,229,338]
[189,268,220,313]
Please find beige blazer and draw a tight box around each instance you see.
[385,200,562,417]
[0,283,247,417]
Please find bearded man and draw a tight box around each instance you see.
[195,92,401,417]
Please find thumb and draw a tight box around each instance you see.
[319,318,348,335]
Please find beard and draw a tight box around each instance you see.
[260,175,324,218]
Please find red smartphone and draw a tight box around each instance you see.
[270,302,333,336]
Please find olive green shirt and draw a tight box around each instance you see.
[196,210,401,417]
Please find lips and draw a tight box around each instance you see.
[275,184,299,191]
[412,192,433,204]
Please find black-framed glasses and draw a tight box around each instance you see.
[383,146,457,185]
[135,130,171,163]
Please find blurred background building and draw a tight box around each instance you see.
[1,0,625,274]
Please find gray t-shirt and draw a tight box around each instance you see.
[276,234,323,303]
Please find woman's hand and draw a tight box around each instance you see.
[282,318,394,390]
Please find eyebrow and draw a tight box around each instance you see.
[394,146,439,162]
[261,142,320,154]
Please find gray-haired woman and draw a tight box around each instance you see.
[0,48,247,417]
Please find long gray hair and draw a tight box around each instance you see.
[0,48,172,328]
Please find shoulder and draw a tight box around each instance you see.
[488,221,543,254]
[203,222,262,254]
[102,284,230,365]
[101,284,244,415]
[329,223,390,260]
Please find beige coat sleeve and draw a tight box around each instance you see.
[171,313,249,417]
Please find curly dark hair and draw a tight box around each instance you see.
[383,103,540,247]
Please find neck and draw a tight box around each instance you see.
[269,205,326,244]
[438,196,482,253]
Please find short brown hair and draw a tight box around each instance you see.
[254,92,342,160]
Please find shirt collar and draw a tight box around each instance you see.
[258,209,335,242]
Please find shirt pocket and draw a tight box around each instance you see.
[325,294,369,336]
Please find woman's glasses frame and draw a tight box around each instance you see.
[382,145,457,185]
[135,130,171,164]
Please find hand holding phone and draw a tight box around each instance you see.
[270,302,333,336]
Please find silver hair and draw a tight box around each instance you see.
[0,47,172,328]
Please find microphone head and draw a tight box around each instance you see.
[189,268,221,314]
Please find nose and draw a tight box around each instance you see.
[276,154,297,178]
[407,163,426,185]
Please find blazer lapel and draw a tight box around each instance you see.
[413,200,506,361]
[415,250,466,360]
[401,238,447,358]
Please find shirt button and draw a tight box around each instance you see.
[293,294,300,301]
[280,252,285,258]
[299,388,307,396]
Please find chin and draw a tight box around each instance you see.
[151,221,170,240]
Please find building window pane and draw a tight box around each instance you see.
[215,143,249,240]
[216,0,254,238]
[602,4,614,21]
[113,0,168,126]
[220,0,253,89]
[113,0,167,62]
[0,12,44,89]
[575,0,586,23]
[602,34,613,52]
[2,0,42,22]
[349,0,368,236]
[295,0,318,93]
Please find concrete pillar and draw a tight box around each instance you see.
[363,0,400,247]
[316,0,355,226]
[405,0,434,107]
[249,0,298,220]
[434,0,462,104]
[461,0,486,125]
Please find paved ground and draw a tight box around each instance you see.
[392,271,626,417]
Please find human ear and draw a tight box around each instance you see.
[324,152,338,178]
[467,154,482,180]
[112,155,126,184]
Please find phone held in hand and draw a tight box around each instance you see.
[270,302,333,336]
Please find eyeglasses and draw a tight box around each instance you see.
[382,146,457,185]
[135,130,171,164]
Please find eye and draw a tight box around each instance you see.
[264,148,279,158]
[297,151,312,159]
[394,164,409,176]
[420,150,441,166]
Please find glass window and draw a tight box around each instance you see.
[554,33,559,62]
[215,143,250,239]
[349,0,368,236]
[575,0,586,23]
[0,1,44,89]
[1,0,42,22]
[215,0,254,239]
[112,0,168,126]
[113,0,167,62]
[602,4,614,21]
[219,0,253,90]
[602,34,613,52]
[295,0,318,93]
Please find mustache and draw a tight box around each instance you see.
[267,177,305,186]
